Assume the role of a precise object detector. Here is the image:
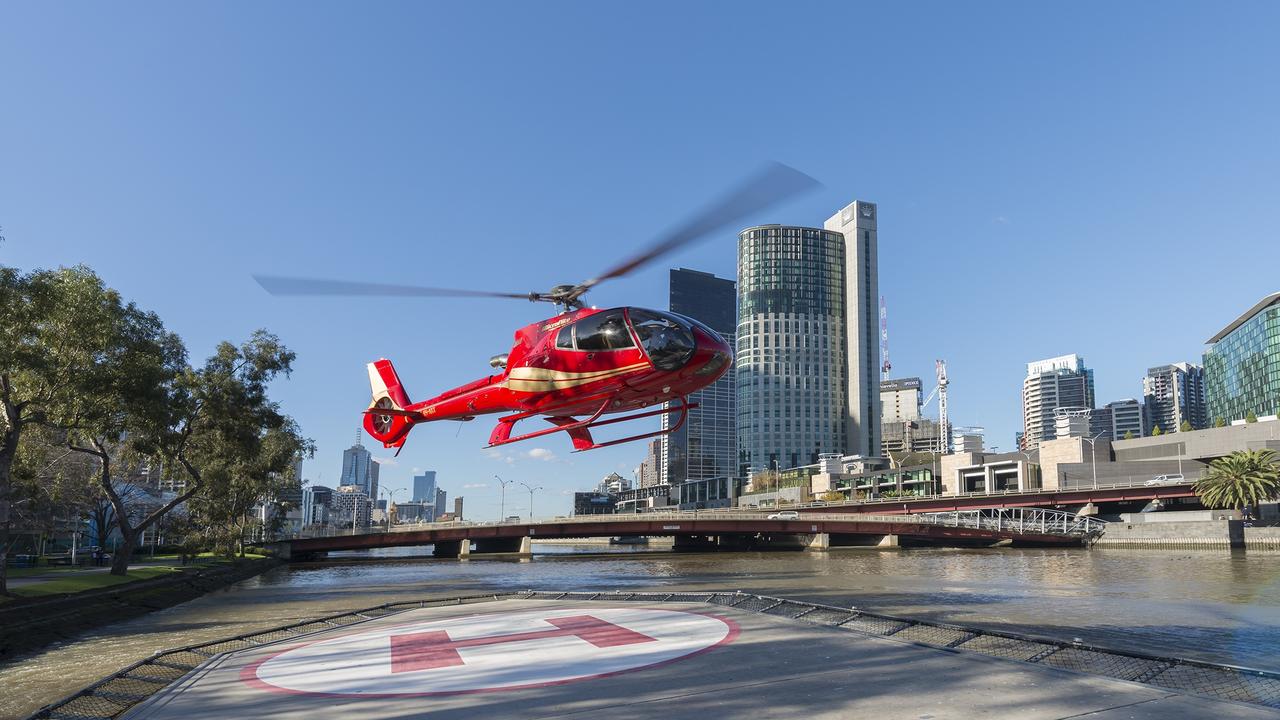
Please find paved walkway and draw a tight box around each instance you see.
[125,599,1279,720]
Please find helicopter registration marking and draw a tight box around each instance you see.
[541,316,574,333]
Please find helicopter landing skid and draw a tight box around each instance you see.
[486,396,697,452]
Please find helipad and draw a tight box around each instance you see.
[242,606,736,697]
[112,597,1280,720]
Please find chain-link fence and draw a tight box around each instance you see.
[26,590,1280,719]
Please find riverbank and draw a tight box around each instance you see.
[0,557,281,662]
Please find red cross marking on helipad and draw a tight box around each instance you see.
[389,614,658,673]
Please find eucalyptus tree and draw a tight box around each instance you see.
[85,330,308,575]
[0,265,172,594]
[1194,449,1280,514]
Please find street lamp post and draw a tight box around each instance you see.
[381,487,401,532]
[495,475,513,521]
[1082,432,1105,490]
[519,482,543,522]
[1016,449,1037,491]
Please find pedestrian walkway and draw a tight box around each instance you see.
[112,598,1277,720]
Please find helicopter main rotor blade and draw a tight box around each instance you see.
[254,275,538,300]
[572,162,821,297]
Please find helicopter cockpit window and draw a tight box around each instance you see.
[573,310,635,351]
[628,309,696,370]
[555,325,574,349]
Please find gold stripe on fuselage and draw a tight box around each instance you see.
[505,362,649,392]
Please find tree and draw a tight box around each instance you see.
[1151,425,1163,436]
[1246,411,1259,424]
[188,420,311,557]
[1194,449,1280,514]
[1215,417,1227,428]
[81,331,308,575]
[1180,420,1193,433]
[820,490,844,502]
[1123,431,1134,440]
[1,266,162,594]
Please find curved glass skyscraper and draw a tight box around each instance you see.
[736,200,880,475]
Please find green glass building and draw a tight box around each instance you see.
[1204,292,1280,423]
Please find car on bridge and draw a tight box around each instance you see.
[1145,474,1185,486]
[767,510,800,520]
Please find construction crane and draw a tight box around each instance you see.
[935,359,949,454]
[922,360,950,454]
[879,296,891,375]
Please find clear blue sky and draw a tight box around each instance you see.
[3,2,1278,517]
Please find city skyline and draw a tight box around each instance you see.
[5,3,1280,516]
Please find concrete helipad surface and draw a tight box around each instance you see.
[124,599,1279,720]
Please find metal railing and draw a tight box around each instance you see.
[276,508,1105,541]
[27,589,1279,719]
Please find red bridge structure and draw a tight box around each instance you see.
[269,508,1106,560]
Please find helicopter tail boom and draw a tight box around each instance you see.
[363,359,415,451]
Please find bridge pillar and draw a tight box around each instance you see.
[519,536,532,556]
[805,533,830,550]
[877,534,899,547]
[432,540,470,558]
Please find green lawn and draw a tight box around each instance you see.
[148,551,267,561]
[12,566,185,598]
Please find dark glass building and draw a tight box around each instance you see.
[1205,292,1280,423]
[661,268,737,508]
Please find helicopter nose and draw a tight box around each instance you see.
[690,326,734,379]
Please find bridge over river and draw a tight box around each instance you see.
[271,508,1106,559]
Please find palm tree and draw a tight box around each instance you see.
[1194,449,1280,514]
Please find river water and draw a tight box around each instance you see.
[3,545,1279,718]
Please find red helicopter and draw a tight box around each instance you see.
[256,163,817,453]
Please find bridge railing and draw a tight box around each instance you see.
[918,508,1107,537]
[762,476,1196,511]
[275,507,1105,541]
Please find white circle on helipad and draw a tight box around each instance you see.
[243,607,737,696]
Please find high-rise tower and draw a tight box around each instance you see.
[340,433,379,501]
[736,199,880,476]
[825,201,880,458]
[661,269,737,506]
[1143,363,1207,433]
[1021,354,1095,449]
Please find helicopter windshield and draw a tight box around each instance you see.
[628,309,696,370]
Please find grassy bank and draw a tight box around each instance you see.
[11,567,187,598]
[2,552,270,604]
[0,556,282,659]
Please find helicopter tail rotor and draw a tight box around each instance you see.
[363,359,416,452]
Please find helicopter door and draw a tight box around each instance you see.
[552,310,644,392]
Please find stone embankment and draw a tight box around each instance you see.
[1094,519,1280,549]
[0,558,280,661]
